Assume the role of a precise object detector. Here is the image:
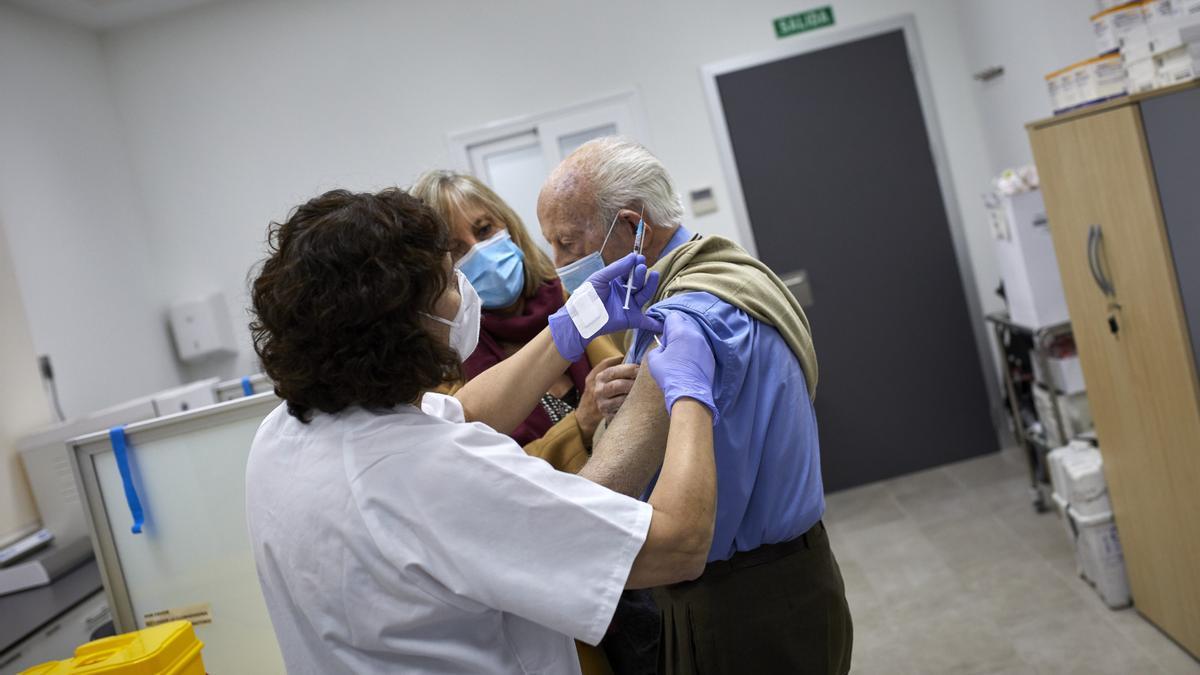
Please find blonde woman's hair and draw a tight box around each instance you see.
[410,171,558,298]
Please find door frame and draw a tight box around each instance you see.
[699,14,1005,446]
[445,89,652,174]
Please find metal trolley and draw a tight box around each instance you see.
[985,312,1074,512]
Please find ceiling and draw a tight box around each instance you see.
[7,0,224,30]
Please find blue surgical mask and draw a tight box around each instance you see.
[456,231,526,309]
[555,212,620,294]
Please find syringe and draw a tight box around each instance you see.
[623,206,647,310]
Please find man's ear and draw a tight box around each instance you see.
[618,208,642,236]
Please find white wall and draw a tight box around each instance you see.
[0,2,184,417]
[957,0,1100,176]
[1,0,1093,411]
[100,0,1008,378]
[0,223,47,542]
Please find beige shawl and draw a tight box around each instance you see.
[648,235,818,400]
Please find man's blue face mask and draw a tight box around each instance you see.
[555,212,620,294]
[456,231,526,309]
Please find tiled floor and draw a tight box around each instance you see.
[824,446,1200,675]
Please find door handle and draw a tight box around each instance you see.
[1086,225,1116,297]
[1094,225,1116,296]
[1087,225,1105,293]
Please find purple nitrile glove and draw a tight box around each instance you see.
[550,252,663,362]
[646,312,718,423]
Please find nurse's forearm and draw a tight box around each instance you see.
[579,365,669,497]
[625,399,716,589]
[453,328,569,434]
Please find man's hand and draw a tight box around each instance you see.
[575,356,623,440]
[592,361,641,422]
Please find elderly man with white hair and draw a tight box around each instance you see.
[538,137,852,674]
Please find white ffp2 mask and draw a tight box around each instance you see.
[424,269,481,362]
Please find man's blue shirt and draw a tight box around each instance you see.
[631,227,824,562]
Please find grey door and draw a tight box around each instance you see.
[707,26,996,491]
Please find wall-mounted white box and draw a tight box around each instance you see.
[168,292,237,363]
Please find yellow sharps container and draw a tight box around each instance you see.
[20,621,205,675]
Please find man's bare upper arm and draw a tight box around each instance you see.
[578,359,670,498]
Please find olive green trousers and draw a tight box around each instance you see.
[652,521,853,674]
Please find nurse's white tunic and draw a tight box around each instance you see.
[246,393,651,674]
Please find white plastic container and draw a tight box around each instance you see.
[1033,353,1087,395]
[1061,451,1113,517]
[1050,491,1084,576]
[1047,441,1111,514]
[1047,440,1094,498]
[1034,385,1093,446]
[1069,506,1133,608]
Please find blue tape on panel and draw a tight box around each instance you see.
[241,376,254,397]
[109,426,145,535]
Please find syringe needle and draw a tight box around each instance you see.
[623,207,646,310]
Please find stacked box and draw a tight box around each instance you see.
[1120,2,1200,90]
[1045,54,1128,112]
[1092,1,1146,54]
[1049,0,1200,112]
[1154,23,1200,84]
[1047,4,1141,113]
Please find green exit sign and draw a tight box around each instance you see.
[774,6,835,38]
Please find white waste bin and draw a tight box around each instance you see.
[1069,505,1132,608]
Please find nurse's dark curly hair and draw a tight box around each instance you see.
[249,188,460,422]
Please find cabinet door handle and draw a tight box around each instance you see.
[1095,225,1116,296]
[1087,225,1106,293]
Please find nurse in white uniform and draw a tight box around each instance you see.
[245,188,719,674]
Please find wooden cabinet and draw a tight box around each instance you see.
[1029,84,1200,658]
